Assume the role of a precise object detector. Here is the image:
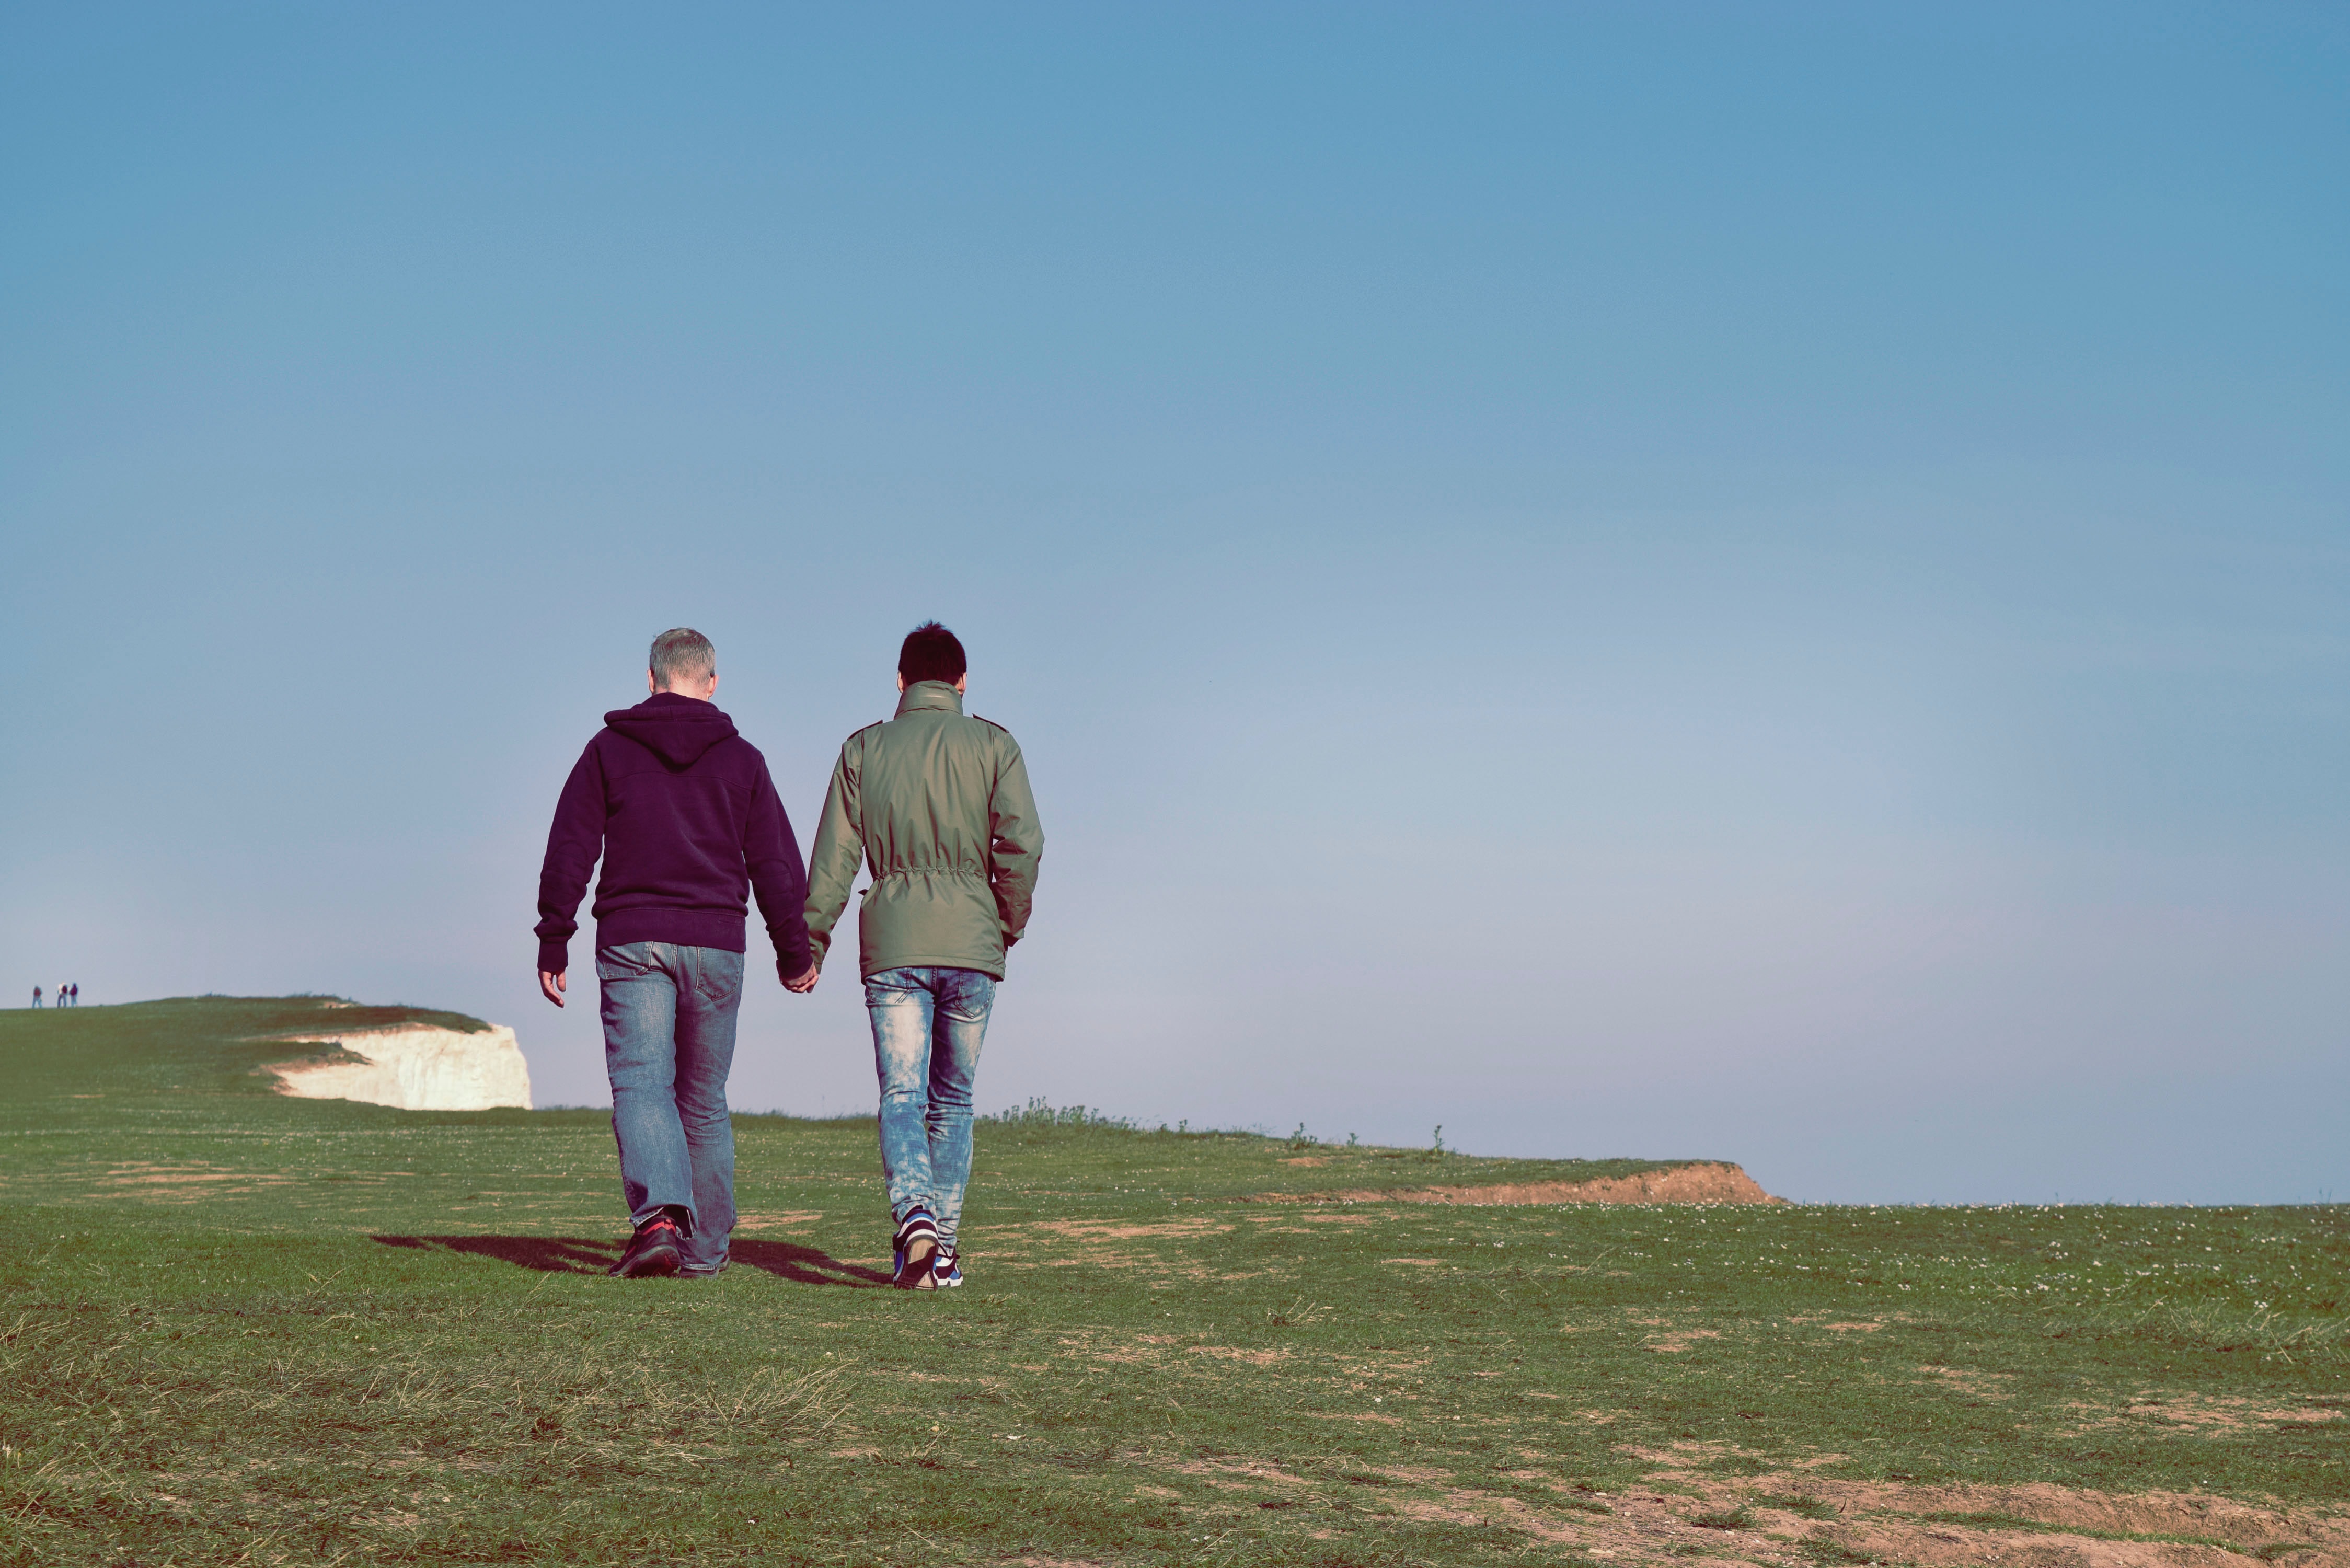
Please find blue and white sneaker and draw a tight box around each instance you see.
[892,1210,939,1289]
[932,1250,963,1288]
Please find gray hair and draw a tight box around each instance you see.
[649,627,716,688]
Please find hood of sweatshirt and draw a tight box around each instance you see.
[603,692,741,769]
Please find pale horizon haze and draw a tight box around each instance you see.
[4,5,2344,1204]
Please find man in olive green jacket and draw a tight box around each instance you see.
[797,622,1043,1288]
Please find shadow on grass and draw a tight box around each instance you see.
[370,1234,891,1286]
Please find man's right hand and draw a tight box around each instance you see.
[539,969,567,1008]
[783,964,819,994]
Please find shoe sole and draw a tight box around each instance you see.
[896,1236,938,1289]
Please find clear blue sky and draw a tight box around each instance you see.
[5,4,2343,1203]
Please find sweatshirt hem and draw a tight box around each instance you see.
[595,910,749,954]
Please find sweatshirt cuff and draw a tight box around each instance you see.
[537,941,570,975]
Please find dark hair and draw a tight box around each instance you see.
[898,621,966,685]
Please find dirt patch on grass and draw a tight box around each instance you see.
[1917,1364,2015,1401]
[1275,1160,1785,1207]
[1172,1458,1317,1489]
[99,1162,301,1200]
[1626,1454,2350,1564]
[1386,1492,1591,1545]
[1625,1313,1730,1353]
[1145,1445,2350,1567]
[2061,1391,2346,1436]
[1763,1480,2350,1566]
[1023,1217,1231,1241]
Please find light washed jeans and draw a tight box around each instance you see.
[867,965,995,1255]
[597,941,742,1273]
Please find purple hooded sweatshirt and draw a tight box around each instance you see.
[534,693,814,982]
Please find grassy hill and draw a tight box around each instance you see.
[0,995,1703,1215]
[2,997,2344,1567]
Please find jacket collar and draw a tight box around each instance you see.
[895,680,965,718]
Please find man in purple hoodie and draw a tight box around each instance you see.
[536,628,818,1279]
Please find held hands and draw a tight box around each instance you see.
[783,964,820,995]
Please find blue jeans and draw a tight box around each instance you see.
[597,942,742,1273]
[867,966,995,1255]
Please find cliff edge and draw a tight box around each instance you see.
[267,1023,532,1111]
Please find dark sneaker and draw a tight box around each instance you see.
[609,1215,684,1278]
[932,1250,963,1289]
[677,1258,729,1281]
[893,1210,939,1289]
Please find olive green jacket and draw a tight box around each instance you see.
[803,681,1044,980]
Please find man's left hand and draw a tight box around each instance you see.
[783,964,819,994]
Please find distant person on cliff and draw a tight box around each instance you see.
[30,986,39,1009]
[801,621,1044,1289]
[536,627,817,1280]
[69,984,78,1006]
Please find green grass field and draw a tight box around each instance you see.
[3,997,2344,1567]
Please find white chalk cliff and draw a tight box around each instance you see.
[268,1024,533,1111]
